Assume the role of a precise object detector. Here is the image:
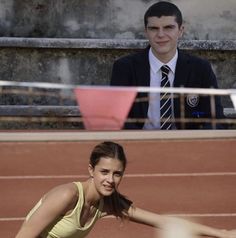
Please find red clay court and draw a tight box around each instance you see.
[1,130,236,238]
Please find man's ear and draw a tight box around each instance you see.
[88,164,94,177]
[144,27,148,37]
[179,25,184,37]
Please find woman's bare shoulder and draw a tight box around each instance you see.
[43,182,79,204]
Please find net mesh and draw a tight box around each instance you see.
[0,80,236,130]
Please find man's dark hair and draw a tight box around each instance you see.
[144,1,183,28]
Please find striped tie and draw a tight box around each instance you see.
[160,65,172,130]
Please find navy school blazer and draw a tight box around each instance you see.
[110,46,226,129]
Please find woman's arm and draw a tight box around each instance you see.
[127,206,236,238]
[15,183,78,238]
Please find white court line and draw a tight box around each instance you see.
[126,172,236,177]
[1,172,236,180]
[0,217,25,221]
[1,213,236,222]
[169,213,236,217]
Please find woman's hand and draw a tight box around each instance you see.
[222,229,236,238]
[216,230,236,238]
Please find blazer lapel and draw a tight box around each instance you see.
[135,47,150,116]
[174,50,191,87]
[136,46,150,87]
[173,50,191,128]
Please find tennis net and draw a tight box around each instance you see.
[0,80,236,130]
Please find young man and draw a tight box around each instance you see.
[110,1,226,130]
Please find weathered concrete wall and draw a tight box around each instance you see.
[0,0,235,123]
[0,38,235,108]
[0,0,235,40]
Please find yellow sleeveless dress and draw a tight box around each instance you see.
[26,182,104,238]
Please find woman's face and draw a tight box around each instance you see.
[89,157,124,197]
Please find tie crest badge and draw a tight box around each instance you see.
[186,94,199,107]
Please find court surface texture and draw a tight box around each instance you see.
[0,130,236,238]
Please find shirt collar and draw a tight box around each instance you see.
[149,48,178,74]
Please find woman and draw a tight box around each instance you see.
[16,141,235,238]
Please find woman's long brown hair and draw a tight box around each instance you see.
[89,141,132,220]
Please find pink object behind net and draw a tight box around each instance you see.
[74,87,137,130]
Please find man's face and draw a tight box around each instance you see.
[145,16,184,62]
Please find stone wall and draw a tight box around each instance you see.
[0,0,235,40]
[0,38,235,108]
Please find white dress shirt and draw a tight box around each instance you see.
[143,48,178,130]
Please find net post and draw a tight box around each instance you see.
[0,85,2,99]
[210,93,216,129]
[28,87,33,105]
[180,89,185,129]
